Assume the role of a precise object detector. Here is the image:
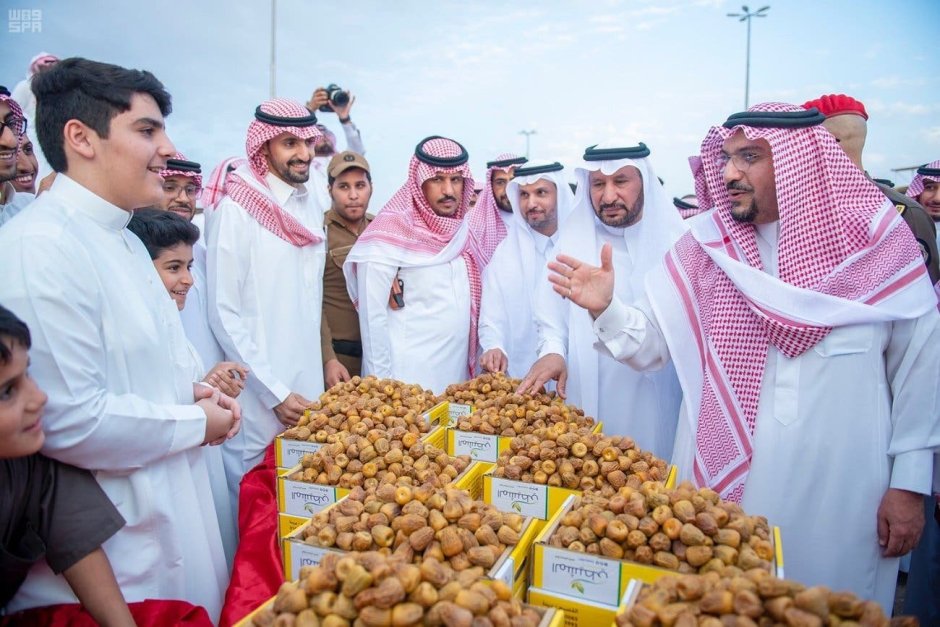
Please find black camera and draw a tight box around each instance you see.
[319,83,350,112]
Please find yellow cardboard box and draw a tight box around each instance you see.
[234,596,563,627]
[444,403,603,464]
[530,495,784,607]
[528,585,626,627]
[276,424,448,517]
[274,401,450,469]
[277,513,308,540]
[483,463,675,521]
[282,498,543,584]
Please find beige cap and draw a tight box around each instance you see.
[328,151,370,179]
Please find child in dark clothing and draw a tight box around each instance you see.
[0,304,134,625]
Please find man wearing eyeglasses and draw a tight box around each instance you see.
[0,89,33,227]
[547,103,940,611]
[156,153,202,221]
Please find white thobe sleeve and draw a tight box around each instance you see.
[591,294,672,371]
[206,201,291,408]
[342,121,365,155]
[357,261,398,378]
[534,272,569,359]
[6,242,207,471]
[478,265,507,355]
[884,312,940,495]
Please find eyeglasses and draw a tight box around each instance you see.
[162,182,201,198]
[0,114,27,139]
[713,148,763,172]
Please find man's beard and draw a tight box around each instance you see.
[596,201,642,228]
[314,142,334,157]
[495,193,512,212]
[727,182,758,223]
[275,158,311,184]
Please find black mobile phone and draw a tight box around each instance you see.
[393,278,405,308]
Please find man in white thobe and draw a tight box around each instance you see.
[0,57,238,621]
[479,161,574,378]
[0,91,35,227]
[345,136,506,393]
[206,98,326,474]
[547,103,940,610]
[476,153,528,229]
[518,143,684,459]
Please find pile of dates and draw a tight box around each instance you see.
[254,551,544,627]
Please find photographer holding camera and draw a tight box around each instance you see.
[307,84,366,212]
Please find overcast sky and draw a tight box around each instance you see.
[3,0,938,207]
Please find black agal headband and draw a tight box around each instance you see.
[165,158,202,174]
[916,165,940,177]
[722,108,826,129]
[513,162,564,177]
[673,197,697,210]
[583,143,650,161]
[486,155,528,169]
[254,106,317,127]
[415,136,469,167]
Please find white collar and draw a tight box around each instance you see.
[265,171,307,206]
[53,174,131,231]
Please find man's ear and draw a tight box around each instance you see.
[62,119,96,161]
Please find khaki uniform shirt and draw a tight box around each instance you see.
[321,209,373,377]
[875,181,940,284]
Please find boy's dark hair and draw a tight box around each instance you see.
[0,305,31,365]
[328,168,372,188]
[127,209,200,260]
[32,57,172,173]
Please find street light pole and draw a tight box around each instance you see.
[269,0,277,99]
[519,129,536,159]
[727,5,769,109]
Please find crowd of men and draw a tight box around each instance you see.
[0,54,939,625]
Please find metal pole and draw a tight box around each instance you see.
[744,15,751,109]
[269,0,277,98]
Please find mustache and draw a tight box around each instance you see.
[599,202,628,212]
[727,181,753,192]
[288,158,311,167]
[438,195,458,203]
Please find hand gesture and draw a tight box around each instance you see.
[307,87,329,112]
[547,243,616,318]
[516,353,567,397]
[274,392,312,427]
[877,487,925,557]
[324,358,351,388]
[196,385,241,445]
[330,93,355,120]
[480,349,508,374]
[203,361,249,398]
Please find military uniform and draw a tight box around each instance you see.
[321,208,373,379]
[874,180,940,284]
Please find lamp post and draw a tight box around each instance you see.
[727,5,769,109]
[519,129,537,159]
[269,0,277,98]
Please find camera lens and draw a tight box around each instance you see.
[330,90,350,107]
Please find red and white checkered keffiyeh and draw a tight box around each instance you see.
[476,152,523,230]
[200,156,246,213]
[223,99,323,247]
[656,102,933,503]
[0,93,25,126]
[907,159,940,200]
[688,155,712,218]
[160,151,203,188]
[345,137,507,377]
